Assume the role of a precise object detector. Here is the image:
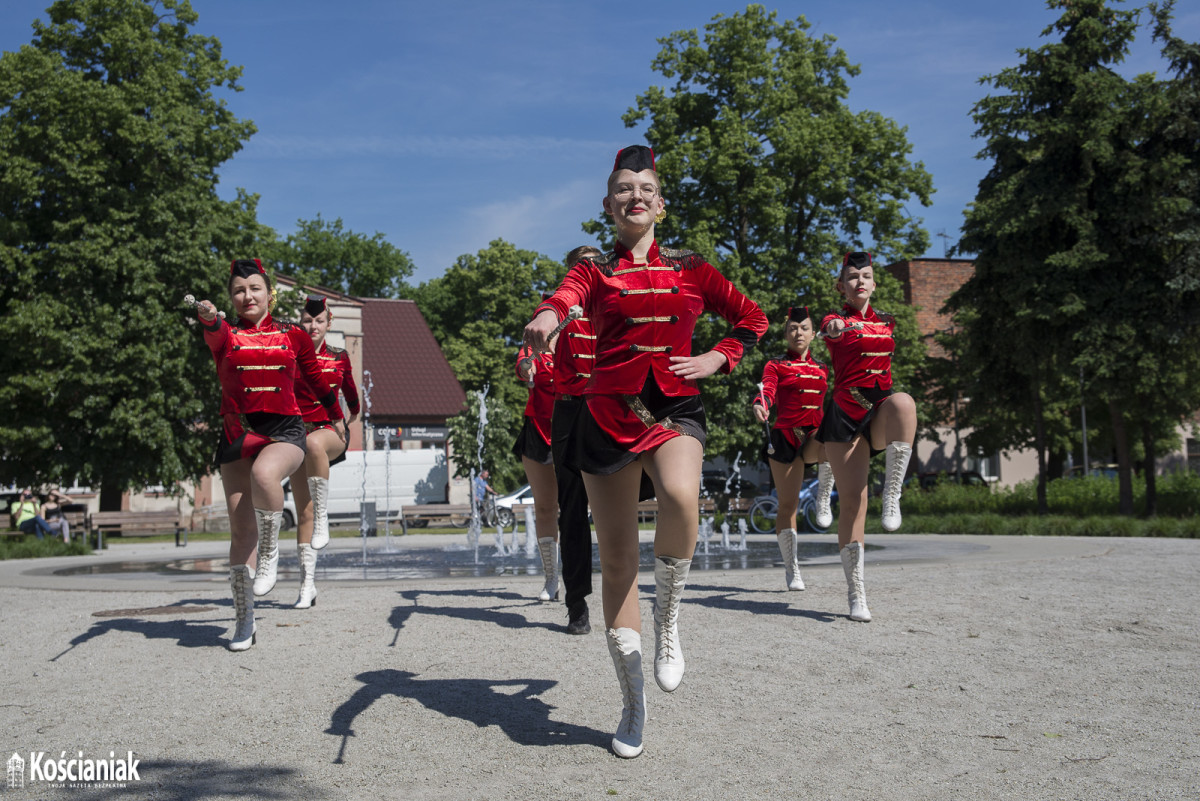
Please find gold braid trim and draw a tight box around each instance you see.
[236,365,286,371]
[849,387,874,411]
[623,395,684,435]
[630,344,671,352]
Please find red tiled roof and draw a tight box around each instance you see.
[362,299,466,419]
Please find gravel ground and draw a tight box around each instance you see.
[0,533,1196,800]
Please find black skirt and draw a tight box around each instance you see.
[512,416,552,465]
[765,425,818,465]
[215,412,307,466]
[572,378,706,477]
[816,386,893,457]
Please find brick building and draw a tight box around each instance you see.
[883,258,1038,488]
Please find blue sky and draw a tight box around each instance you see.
[3,1,1197,284]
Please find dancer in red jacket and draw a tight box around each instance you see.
[289,294,360,609]
[817,252,916,622]
[524,146,767,758]
[196,259,339,650]
[752,305,833,591]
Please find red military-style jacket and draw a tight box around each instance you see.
[535,241,767,396]
[203,313,337,417]
[821,303,896,416]
[552,314,595,398]
[296,342,359,423]
[755,349,829,431]
[516,346,555,445]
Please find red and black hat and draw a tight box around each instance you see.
[230,258,265,279]
[787,306,811,324]
[612,145,655,173]
[842,252,872,269]
[304,294,328,317]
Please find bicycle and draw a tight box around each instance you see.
[746,478,839,534]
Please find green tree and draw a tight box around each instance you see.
[411,239,562,490]
[259,214,415,299]
[586,5,933,467]
[954,0,1200,515]
[0,0,261,504]
[953,0,1144,513]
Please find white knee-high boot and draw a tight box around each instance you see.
[537,537,559,601]
[881,442,912,532]
[252,509,282,596]
[776,528,804,591]
[606,627,645,759]
[815,461,836,529]
[228,564,256,651]
[294,542,317,609]
[840,541,871,622]
[308,476,330,550]
[653,556,691,692]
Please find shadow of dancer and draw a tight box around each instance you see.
[684,582,841,623]
[326,669,605,763]
[387,587,558,646]
[50,617,228,661]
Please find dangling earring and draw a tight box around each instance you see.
[268,286,278,312]
[655,209,667,224]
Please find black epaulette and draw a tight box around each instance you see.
[592,250,618,276]
[875,311,895,326]
[660,248,702,270]
[325,344,346,356]
[275,319,297,333]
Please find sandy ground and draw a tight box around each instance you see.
[0,533,1196,800]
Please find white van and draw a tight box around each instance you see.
[282,449,448,530]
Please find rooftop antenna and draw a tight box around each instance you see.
[936,230,952,258]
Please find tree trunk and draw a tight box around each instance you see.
[99,476,124,513]
[1142,418,1158,517]
[1107,399,1134,515]
[1033,374,1048,515]
[1047,450,1065,482]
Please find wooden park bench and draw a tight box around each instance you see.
[398,503,473,535]
[88,510,188,549]
[636,498,718,525]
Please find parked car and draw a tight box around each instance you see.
[916,470,987,491]
[492,483,535,529]
[701,470,764,501]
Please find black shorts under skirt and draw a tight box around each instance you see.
[765,425,818,465]
[512,416,553,465]
[572,381,706,477]
[816,386,893,458]
[215,412,306,467]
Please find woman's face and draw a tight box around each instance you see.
[785,318,814,353]
[301,310,332,343]
[837,265,875,306]
[603,169,664,234]
[229,274,270,322]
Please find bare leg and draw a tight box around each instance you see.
[291,459,313,546]
[868,392,917,451]
[640,435,704,559]
[767,457,807,534]
[521,456,560,543]
[221,458,258,568]
[824,438,871,549]
[249,442,305,512]
[582,462,645,631]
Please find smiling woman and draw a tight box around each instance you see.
[523,145,767,759]
[195,258,343,651]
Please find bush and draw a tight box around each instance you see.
[0,536,91,560]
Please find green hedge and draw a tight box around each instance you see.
[900,471,1200,518]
